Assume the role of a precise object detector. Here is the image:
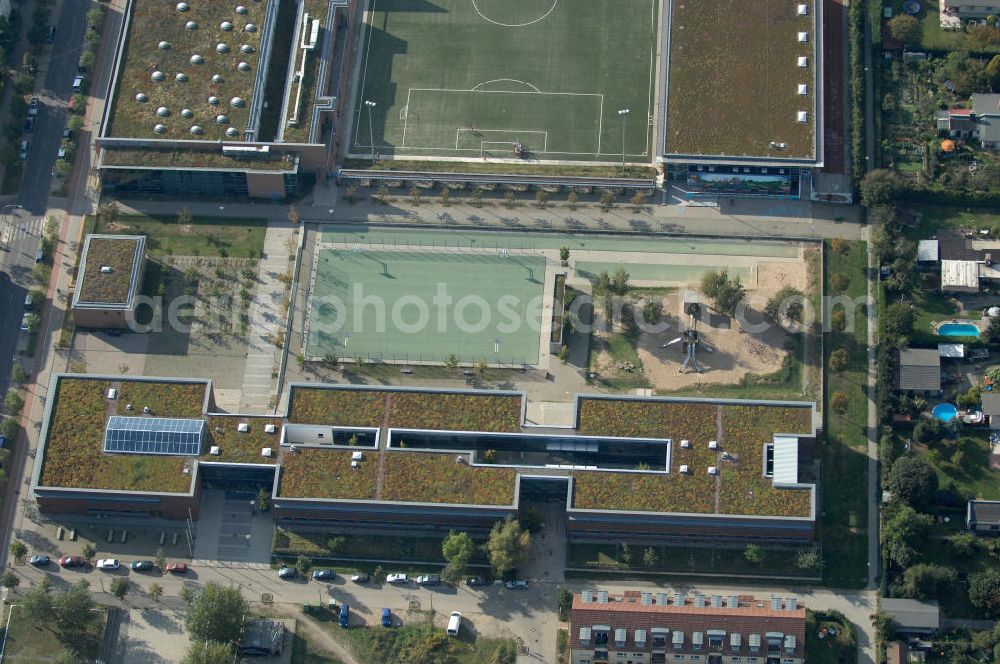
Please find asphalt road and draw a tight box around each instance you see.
[0,212,40,404]
[18,0,91,214]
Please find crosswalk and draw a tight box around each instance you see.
[0,216,42,273]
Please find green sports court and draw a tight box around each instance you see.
[305,249,547,365]
[351,0,658,161]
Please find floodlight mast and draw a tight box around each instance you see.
[617,108,630,175]
[364,100,377,162]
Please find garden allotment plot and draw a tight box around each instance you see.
[306,250,546,365]
[352,0,658,161]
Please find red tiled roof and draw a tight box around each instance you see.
[569,591,806,656]
[949,108,973,116]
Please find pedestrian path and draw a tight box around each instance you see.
[239,222,296,413]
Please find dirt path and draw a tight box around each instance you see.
[264,604,362,664]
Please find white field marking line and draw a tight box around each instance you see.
[471,78,541,92]
[645,0,656,156]
[470,0,559,27]
[401,88,412,148]
[597,94,603,157]
[408,87,601,98]
[455,128,548,150]
[354,0,380,149]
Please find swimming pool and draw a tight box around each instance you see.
[932,403,958,422]
[938,323,980,337]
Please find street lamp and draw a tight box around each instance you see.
[617,109,630,175]
[364,100,377,163]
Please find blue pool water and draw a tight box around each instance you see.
[932,403,958,422]
[938,323,980,337]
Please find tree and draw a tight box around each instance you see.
[559,246,570,264]
[0,570,19,590]
[887,456,938,510]
[957,386,982,409]
[148,583,163,602]
[912,419,943,446]
[828,348,849,373]
[764,286,805,326]
[950,532,980,558]
[445,353,458,372]
[535,189,548,208]
[744,544,763,564]
[593,271,613,296]
[888,14,921,45]
[441,531,475,584]
[54,650,79,664]
[55,580,98,643]
[185,583,248,645]
[81,543,97,564]
[287,206,300,225]
[700,270,725,300]
[831,310,847,332]
[795,549,822,571]
[486,517,530,578]
[21,583,54,626]
[155,547,167,572]
[897,563,957,600]
[969,568,1000,617]
[610,268,630,296]
[4,390,24,415]
[326,536,346,553]
[177,207,192,226]
[988,54,1000,92]
[619,543,632,565]
[295,554,312,576]
[700,269,745,316]
[180,585,198,607]
[642,547,658,568]
[11,364,28,386]
[23,313,40,333]
[110,577,129,601]
[183,640,234,664]
[830,391,850,415]
[829,272,849,293]
[860,169,907,208]
[986,316,1000,346]
[567,191,578,210]
[9,539,26,562]
[882,503,934,568]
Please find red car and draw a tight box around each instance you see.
[166,562,188,574]
[58,555,85,567]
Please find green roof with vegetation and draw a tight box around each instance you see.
[101,147,297,171]
[574,399,814,516]
[380,452,517,505]
[38,378,207,492]
[76,236,142,305]
[105,0,266,140]
[287,387,523,432]
[203,416,283,465]
[666,0,815,159]
[279,0,330,144]
[278,448,379,500]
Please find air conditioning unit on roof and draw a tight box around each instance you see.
[679,464,689,474]
[238,423,249,433]
[708,466,719,475]
[680,439,690,448]
[261,447,273,458]
[708,440,718,450]
[209,446,220,455]
[264,424,276,434]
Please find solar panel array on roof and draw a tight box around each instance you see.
[103,416,206,456]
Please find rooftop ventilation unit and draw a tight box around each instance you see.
[237,61,251,72]
[351,451,363,461]
[142,406,151,414]
[797,3,808,15]
[100,265,113,273]
[237,423,249,433]
[208,96,220,106]
[231,97,246,108]
[694,594,705,607]
[727,595,739,608]
[656,592,668,606]
[679,464,689,474]
[797,56,808,67]
[209,446,220,455]
[156,107,170,117]
[771,597,782,611]
[708,440,718,450]
[798,31,808,43]
[135,93,148,102]
[711,595,723,608]
[125,404,133,411]
[226,127,240,137]
[107,388,117,400]
[236,5,248,15]
[582,590,593,603]
[241,44,254,54]
[261,447,273,458]
[708,466,718,475]
[264,424,276,434]
[221,21,234,31]
[798,84,808,95]
[673,591,685,605]
[183,467,190,474]
[786,598,798,611]
[216,114,230,124]
[597,590,609,603]
[181,108,193,118]
[176,73,188,82]
[185,21,198,30]
[190,55,204,65]
[212,74,224,84]
[351,460,359,469]
[176,2,189,11]
[217,43,230,54]
[190,125,203,135]
[680,439,690,448]
[151,71,165,81]
[797,111,809,123]
[641,592,653,605]
[158,41,170,50]
[245,23,258,32]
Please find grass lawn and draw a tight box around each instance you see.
[884,0,1000,53]
[312,616,517,664]
[914,433,1000,501]
[806,610,857,664]
[918,535,995,618]
[822,240,870,588]
[2,605,103,662]
[290,622,346,664]
[906,205,1000,240]
[354,0,657,161]
[94,213,267,258]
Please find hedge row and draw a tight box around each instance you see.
[849,0,867,188]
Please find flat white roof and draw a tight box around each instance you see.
[941,260,980,290]
[917,239,939,262]
[938,343,965,358]
[773,436,799,484]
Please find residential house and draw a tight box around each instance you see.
[966,499,1000,534]
[936,94,1000,149]
[887,641,908,664]
[880,599,940,635]
[941,1,1000,21]
[896,349,941,394]
[569,590,806,664]
[979,393,1000,429]
[937,230,1000,293]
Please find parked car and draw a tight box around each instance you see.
[386,573,408,584]
[23,116,34,132]
[58,555,85,567]
[17,139,28,161]
[277,566,297,579]
[57,144,66,159]
[447,611,462,637]
[465,576,488,587]
[62,128,73,141]
[96,558,120,570]
[24,293,34,310]
[416,574,441,586]
[72,76,83,92]
[311,569,335,581]
[68,95,75,112]
[505,580,528,590]
[350,573,369,583]
[28,555,50,566]
[165,562,187,574]
[0,436,6,450]
[339,603,350,628]
[381,608,392,627]
[20,313,31,332]
[27,97,39,116]
[44,26,55,44]
[130,560,153,571]
[34,248,44,263]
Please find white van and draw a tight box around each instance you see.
[446,611,461,637]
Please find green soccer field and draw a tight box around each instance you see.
[352,0,658,162]
[306,250,547,365]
